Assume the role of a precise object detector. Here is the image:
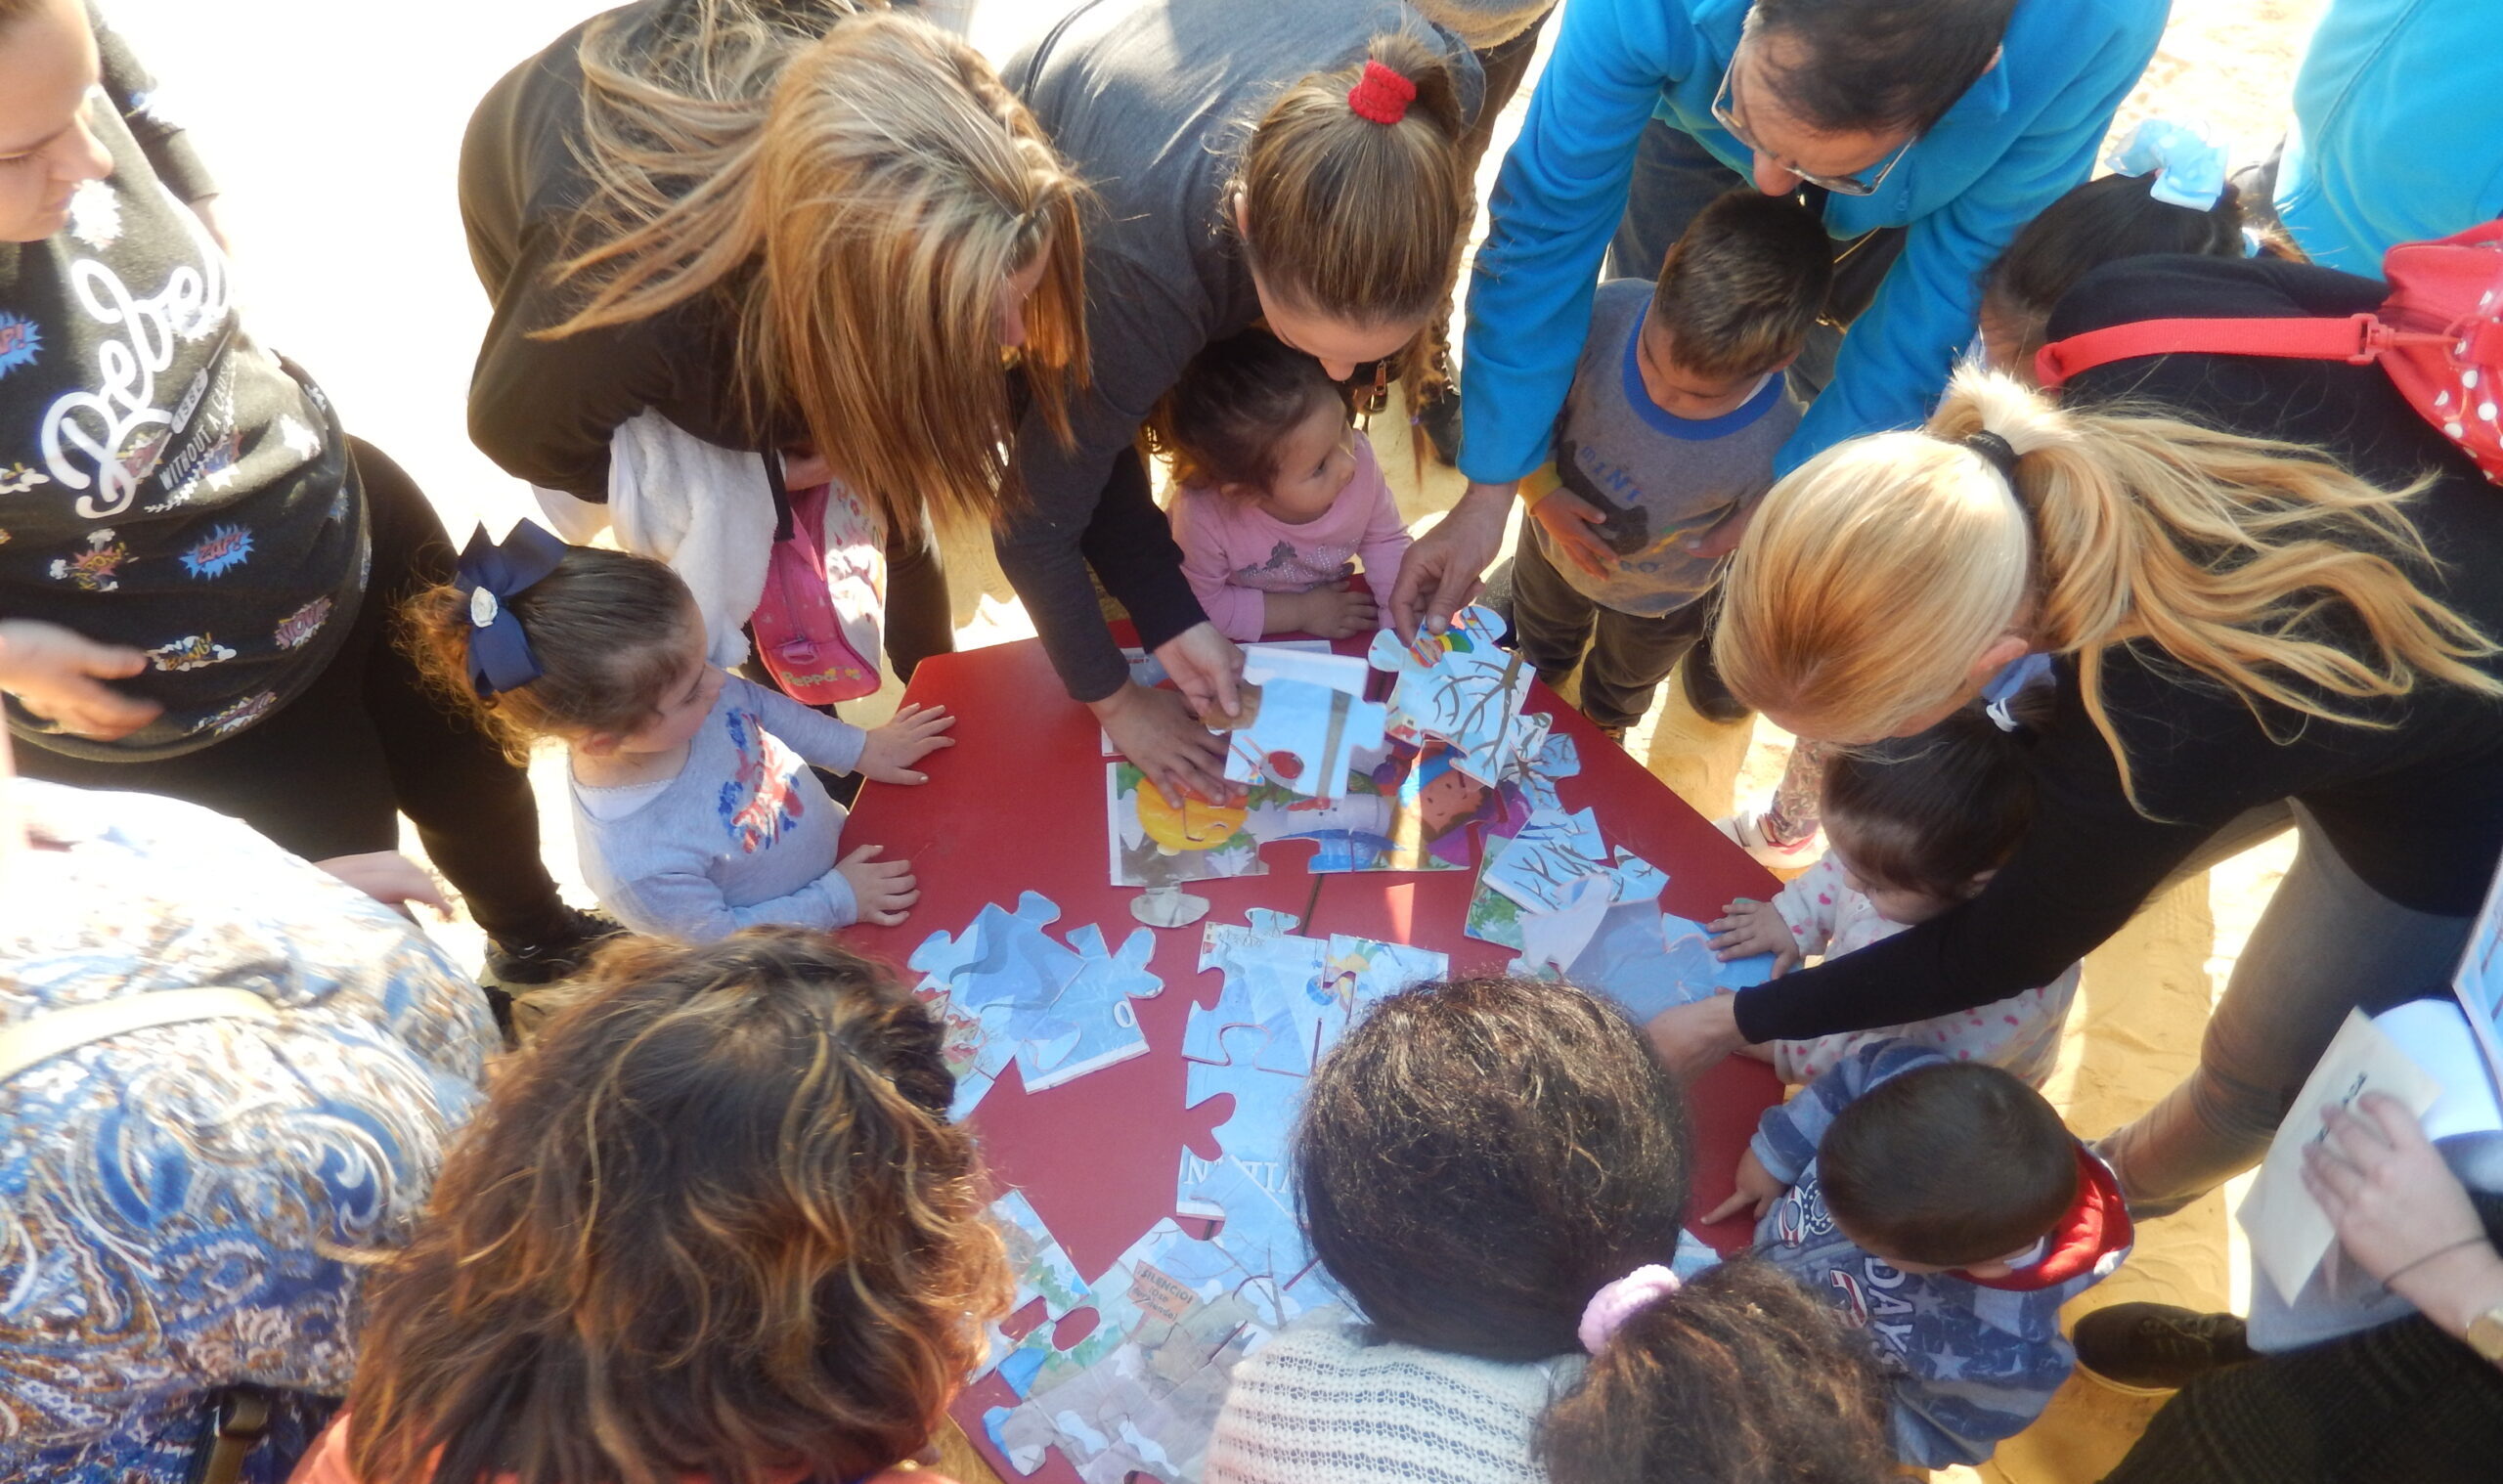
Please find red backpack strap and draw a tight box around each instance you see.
[2033,313,2382,390]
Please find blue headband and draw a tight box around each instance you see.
[452,520,569,697]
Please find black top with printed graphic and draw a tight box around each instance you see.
[0,10,362,763]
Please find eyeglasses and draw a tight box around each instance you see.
[1709,31,1909,197]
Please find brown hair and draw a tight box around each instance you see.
[1820,1061,2080,1268]
[1233,31,1473,394]
[342,930,1008,1484]
[1822,688,2047,899]
[1716,368,2503,804]
[542,3,1088,529]
[1146,327,1351,493]
[1648,190,1833,381]
[1984,172,2256,378]
[1299,977,1891,1482]
[398,546,695,763]
[1539,1261,1893,1484]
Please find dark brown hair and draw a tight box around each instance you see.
[1539,1260,1893,1484]
[1233,31,1473,396]
[1146,327,1352,493]
[1753,0,2015,136]
[1821,687,2049,899]
[398,546,696,764]
[1648,190,1833,381]
[1985,171,2257,374]
[343,930,1008,1484]
[1300,979,1891,1480]
[1821,1061,2080,1268]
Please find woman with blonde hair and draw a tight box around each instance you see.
[986,0,1482,803]
[1649,254,2503,1220]
[289,928,1005,1484]
[461,0,1089,685]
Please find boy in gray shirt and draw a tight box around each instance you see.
[1513,192,1831,738]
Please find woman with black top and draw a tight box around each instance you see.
[1649,252,2503,1215]
[461,0,1090,688]
[0,0,599,982]
[988,0,1482,802]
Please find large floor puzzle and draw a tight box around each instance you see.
[974,913,1449,1484]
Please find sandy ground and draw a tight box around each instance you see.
[96,1,2328,1479]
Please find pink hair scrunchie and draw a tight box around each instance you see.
[1576,1264,1683,1354]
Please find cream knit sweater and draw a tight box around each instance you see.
[1205,1318,1584,1484]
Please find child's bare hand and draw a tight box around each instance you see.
[836,844,919,926]
[1529,490,1615,579]
[1292,586,1380,638]
[1703,1147,1787,1225]
[1707,897,1800,974]
[857,703,956,784]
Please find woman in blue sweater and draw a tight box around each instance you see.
[1392,0,2167,634]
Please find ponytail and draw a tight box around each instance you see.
[1539,1259,1893,1484]
[1234,32,1473,383]
[398,546,697,764]
[1718,367,2503,807]
[1822,690,2048,899]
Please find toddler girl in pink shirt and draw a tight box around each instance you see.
[1159,330,1412,641]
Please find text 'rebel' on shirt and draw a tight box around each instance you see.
[0,14,361,762]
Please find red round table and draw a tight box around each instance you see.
[842,638,1784,1484]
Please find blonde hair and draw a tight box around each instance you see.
[542,2,1088,529]
[1717,367,2503,806]
[1233,31,1473,395]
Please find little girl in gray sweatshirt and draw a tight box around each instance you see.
[403,525,951,940]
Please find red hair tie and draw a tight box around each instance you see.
[1346,60,1417,125]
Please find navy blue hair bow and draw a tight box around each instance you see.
[453,520,569,697]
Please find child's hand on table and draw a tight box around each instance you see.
[836,844,919,927]
[1707,897,1800,974]
[1704,1147,1786,1224]
[1274,585,1380,639]
[858,703,956,783]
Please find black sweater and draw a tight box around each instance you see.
[1734,256,2503,1044]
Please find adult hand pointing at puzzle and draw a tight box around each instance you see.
[1389,480,1514,637]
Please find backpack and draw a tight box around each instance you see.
[2033,219,2503,485]
[749,464,887,706]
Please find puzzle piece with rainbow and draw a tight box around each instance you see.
[1366,603,1549,787]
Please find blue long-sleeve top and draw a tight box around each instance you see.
[2274,0,2503,274]
[1457,0,2167,481]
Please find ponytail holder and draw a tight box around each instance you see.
[452,519,569,697]
[1346,60,1417,126]
[1577,1264,1683,1355]
[1962,429,2023,489]
[2106,119,2227,211]
[1981,651,2055,733]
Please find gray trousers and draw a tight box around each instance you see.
[1508,525,1709,734]
[2104,805,2475,1214]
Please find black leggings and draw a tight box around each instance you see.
[19,439,567,942]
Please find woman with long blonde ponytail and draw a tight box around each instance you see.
[461,0,1089,682]
[1652,254,2503,1215]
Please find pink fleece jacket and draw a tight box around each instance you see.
[1167,432,1412,641]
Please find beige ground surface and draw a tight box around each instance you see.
[102,2,2327,1479]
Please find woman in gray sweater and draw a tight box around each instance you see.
[990,0,1484,802]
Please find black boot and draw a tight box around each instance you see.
[1679,640,1750,724]
[2073,1303,2257,1389]
[483,903,628,988]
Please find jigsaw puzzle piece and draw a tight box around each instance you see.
[1565,903,1776,1022]
[1479,806,1611,912]
[1187,917,1330,1073]
[1366,604,1537,785]
[1220,677,1390,802]
[1015,923,1166,1092]
[1321,934,1449,1018]
[980,1189,1090,1381]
